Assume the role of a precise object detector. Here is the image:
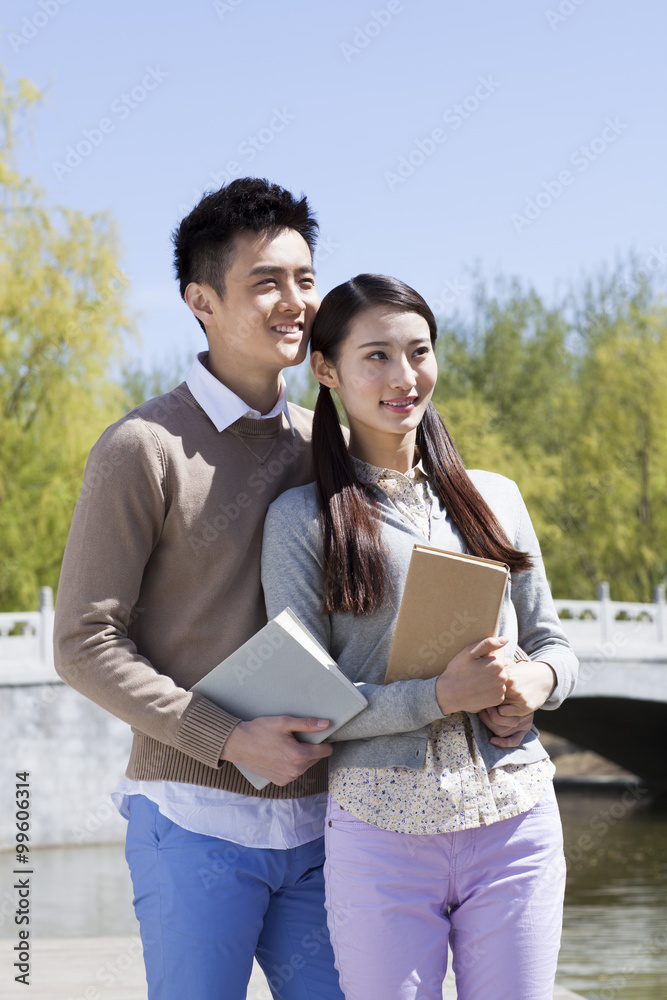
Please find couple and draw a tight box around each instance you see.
[54,178,577,1000]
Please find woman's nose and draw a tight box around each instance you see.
[389,357,416,389]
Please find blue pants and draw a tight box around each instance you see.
[125,794,343,1000]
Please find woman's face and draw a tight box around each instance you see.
[312,306,438,449]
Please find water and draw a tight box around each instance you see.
[2,785,666,998]
[556,785,667,999]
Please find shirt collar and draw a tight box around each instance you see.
[350,453,429,486]
[185,352,294,435]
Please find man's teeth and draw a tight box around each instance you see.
[274,325,301,333]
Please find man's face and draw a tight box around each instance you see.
[198,228,319,378]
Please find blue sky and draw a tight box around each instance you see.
[2,0,666,378]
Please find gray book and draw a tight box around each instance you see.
[191,607,368,789]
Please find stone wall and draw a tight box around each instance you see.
[0,682,132,849]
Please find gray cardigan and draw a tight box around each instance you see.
[261,470,578,774]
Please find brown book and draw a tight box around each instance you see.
[384,545,510,683]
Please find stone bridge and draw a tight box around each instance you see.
[539,583,667,792]
[0,583,666,849]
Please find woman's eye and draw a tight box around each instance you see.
[413,346,431,357]
[368,351,388,361]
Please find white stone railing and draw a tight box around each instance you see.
[553,582,667,652]
[0,582,666,686]
[0,586,56,683]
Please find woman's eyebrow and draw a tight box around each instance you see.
[357,338,429,348]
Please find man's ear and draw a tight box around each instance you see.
[311,350,339,389]
[184,282,216,327]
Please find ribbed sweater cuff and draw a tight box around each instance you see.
[173,693,241,769]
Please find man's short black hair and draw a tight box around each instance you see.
[171,177,318,304]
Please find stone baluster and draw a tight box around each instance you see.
[39,586,55,666]
[597,581,613,643]
[654,584,666,643]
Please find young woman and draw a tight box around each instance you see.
[261,275,578,1000]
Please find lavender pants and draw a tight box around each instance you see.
[324,784,565,1000]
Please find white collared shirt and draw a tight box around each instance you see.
[113,353,325,848]
[185,351,295,434]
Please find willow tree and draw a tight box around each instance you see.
[0,73,134,610]
[552,274,667,600]
[432,277,574,580]
[431,270,667,601]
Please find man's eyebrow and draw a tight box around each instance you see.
[246,264,315,278]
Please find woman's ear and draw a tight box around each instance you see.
[311,351,339,389]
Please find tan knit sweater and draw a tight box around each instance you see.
[54,383,327,798]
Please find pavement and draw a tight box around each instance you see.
[0,935,584,998]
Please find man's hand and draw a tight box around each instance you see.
[220,716,332,787]
[494,659,556,716]
[435,637,509,716]
[478,704,535,748]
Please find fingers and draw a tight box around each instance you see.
[496,701,529,717]
[280,716,330,732]
[479,705,534,740]
[221,717,332,786]
[469,636,509,658]
[299,741,333,760]
[489,732,527,748]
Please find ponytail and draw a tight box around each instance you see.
[417,403,532,573]
[312,384,385,614]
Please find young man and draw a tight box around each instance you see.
[54,179,344,999]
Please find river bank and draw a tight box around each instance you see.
[0,936,585,999]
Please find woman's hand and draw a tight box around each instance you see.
[494,659,556,715]
[478,659,555,747]
[435,636,509,716]
[478,705,535,748]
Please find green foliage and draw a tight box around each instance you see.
[0,72,134,610]
[2,74,664,609]
[119,354,190,413]
[432,270,667,601]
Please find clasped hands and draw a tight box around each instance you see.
[434,637,556,749]
[221,637,557,785]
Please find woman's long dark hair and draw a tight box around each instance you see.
[312,274,531,615]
